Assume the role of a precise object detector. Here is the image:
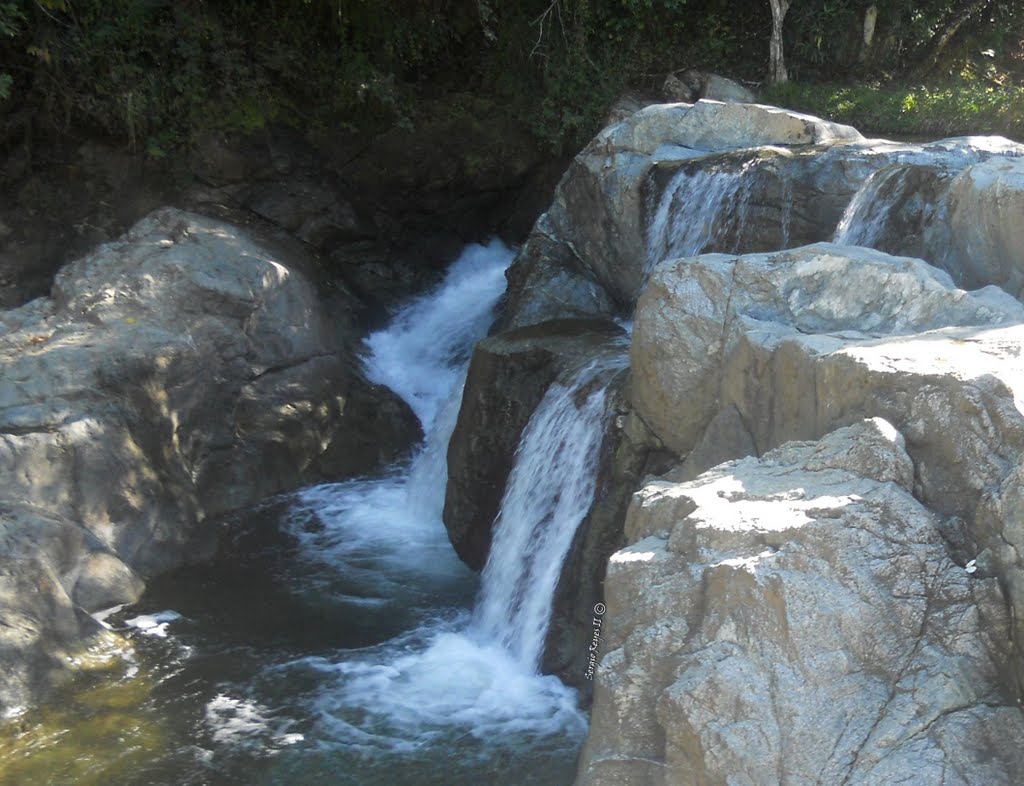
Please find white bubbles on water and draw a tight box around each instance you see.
[281,619,587,756]
[364,239,513,432]
[204,694,305,750]
[256,238,602,766]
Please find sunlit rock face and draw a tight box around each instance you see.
[577,419,1024,785]
[631,242,1024,458]
[932,156,1024,295]
[0,208,419,714]
[499,99,1024,329]
[492,96,1024,784]
[583,241,1024,783]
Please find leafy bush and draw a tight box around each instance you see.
[0,0,23,99]
[764,80,1024,139]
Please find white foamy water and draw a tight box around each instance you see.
[294,354,625,755]
[285,241,513,598]
[363,238,512,431]
[472,354,628,668]
[297,619,587,754]
[269,239,624,759]
[204,695,305,750]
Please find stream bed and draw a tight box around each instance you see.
[0,241,592,786]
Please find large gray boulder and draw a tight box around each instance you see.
[630,242,1024,696]
[631,242,1024,456]
[499,98,1024,329]
[502,100,865,326]
[577,419,1024,785]
[932,156,1024,295]
[493,213,617,332]
[497,94,1024,786]
[0,208,419,714]
[663,71,758,104]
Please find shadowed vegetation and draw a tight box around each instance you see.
[0,1,1020,155]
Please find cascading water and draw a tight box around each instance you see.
[6,238,620,785]
[285,240,512,594]
[362,243,511,431]
[833,165,910,247]
[778,165,794,249]
[645,158,759,271]
[472,355,627,669]
[833,163,959,272]
[263,241,624,783]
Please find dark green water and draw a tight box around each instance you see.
[0,494,584,786]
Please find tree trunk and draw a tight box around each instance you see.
[768,0,791,84]
[858,4,878,64]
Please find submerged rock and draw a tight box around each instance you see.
[577,419,1024,785]
[0,207,419,714]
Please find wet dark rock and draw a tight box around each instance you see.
[443,319,626,570]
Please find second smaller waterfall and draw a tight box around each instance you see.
[472,354,627,670]
[834,166,911,247]
[833,163,954,263]
[646,158,759,271]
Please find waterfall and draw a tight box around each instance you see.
[833,166,910,247]
[779,165,794,249]
[364,240,512,433]
[646,158,758,271]
[271,238,619,770]
[286,240,512,594]
[472,353,627,669]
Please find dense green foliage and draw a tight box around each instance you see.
[0,0,1021,155]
